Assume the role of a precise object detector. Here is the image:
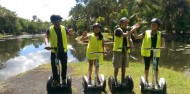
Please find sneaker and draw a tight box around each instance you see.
[156,81,160,88]
[62,79,66,85]
[145,80,149,87]
[121,82,126,86]
[115,79,118,86]
[53,80,59,86]
[97,77,101,85]
[88,77,91,85]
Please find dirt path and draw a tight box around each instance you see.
[0,67,85,94]
[0,65,136,94]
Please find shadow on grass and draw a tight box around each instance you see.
[83,89,107,94]
[47,89,72,94]
[111,91,136,94]
[83,89,136,94]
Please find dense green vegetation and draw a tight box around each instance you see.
[69,0,190,35]
[0,0,190,35]
[0,6,50,35]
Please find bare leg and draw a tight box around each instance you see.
[94,61,99,76]
[94,61,100,84]
[114,68,119,82]
[88,60,93,83]
[156,71,158,81]
[145,70,149,81]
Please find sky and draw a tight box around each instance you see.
[0,0,76,22]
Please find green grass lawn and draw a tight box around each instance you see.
[68,61,190,94]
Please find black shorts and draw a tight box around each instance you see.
[143,51,159,71]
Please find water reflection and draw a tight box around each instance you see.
[0,36,78,80]
[0,45,79,80]
[0,50,49,80]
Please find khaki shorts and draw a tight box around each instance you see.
[112,51,129,68]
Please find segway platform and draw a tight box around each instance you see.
[46,76,72,93]
[82,74,106,91]
[140,76,167,94]
[108,75,134,93]
[140,48,167,94]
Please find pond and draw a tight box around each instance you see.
[0,34,190,80]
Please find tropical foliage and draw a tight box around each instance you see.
[69,0,190,35]
[0,0,190,35]
[0,6,50,35]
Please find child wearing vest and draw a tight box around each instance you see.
[133,18,166,87]
[80,23,105,84]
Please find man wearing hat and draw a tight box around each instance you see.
[112,17,140,84]
[44,14,72,85]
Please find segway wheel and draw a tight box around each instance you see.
[67,76,72,91]
[159,78,167,94]
[140,77,145,93]
[100,74,106,90]
[140,76,145,93]
[125,75,134,91]
[46,76,53,92]
[82,76,88,91]
[108,76,115,93]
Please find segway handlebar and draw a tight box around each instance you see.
[117,46,132,49]
[144,47,165,50]
[89,52,105,54]
[44,47,58,50]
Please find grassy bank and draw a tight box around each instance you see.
[0,34,6,39]
[68,61,190,94]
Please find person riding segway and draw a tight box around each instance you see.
[45,47,72,93]
[108,17,140,93]
[82,52,106,92]
[44,14,72,93]
[133,18,167,93]
[80,23,106,92]
[140,48,166,93]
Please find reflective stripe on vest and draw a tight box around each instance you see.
[86,33,103,62]
[49,25,67,52]
[113,28,130,53]
[141,30,161,57]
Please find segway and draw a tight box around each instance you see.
[108,46,134,93]
[45,47,72,93]
[140,48,167,94]
[82,52,106,92]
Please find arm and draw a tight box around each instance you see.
[133,30,144,39]
[102,39,107,52]
[122,23,140,37]
[161,37,166,48]
[45,33,50,47]
[129,36,134,48]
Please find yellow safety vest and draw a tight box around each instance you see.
[86,33,103,62]
[49,25,68,53]
[113,28,130,53]
[141,30,161,57]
